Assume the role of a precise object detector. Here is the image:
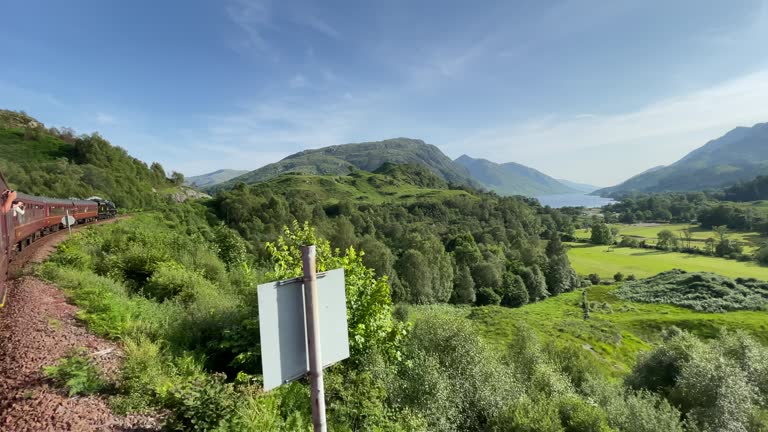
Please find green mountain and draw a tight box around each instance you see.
[455,155,576,196]
[596,123,768,196]
[212,138,480,191]
[186,169,248,188]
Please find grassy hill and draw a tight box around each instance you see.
[596,122,768,195]
[238,165,474,205]
[185,169,248,188]
[211,138,480,191]
[0,109,177,208]
[455,154,576,196]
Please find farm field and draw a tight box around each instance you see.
[574,223,766,253]
[567,243,768,280]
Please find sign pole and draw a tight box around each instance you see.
[301,245,327,432]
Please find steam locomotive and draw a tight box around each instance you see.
[0,171,116,307]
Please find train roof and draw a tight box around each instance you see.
[15,192,96,206]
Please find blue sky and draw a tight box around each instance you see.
[2,0,768,185]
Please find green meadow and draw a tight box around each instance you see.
[575,223,767,253]
[567,243,768,280]
[456,285,768,376]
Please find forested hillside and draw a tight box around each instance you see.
[211,138,481,191]
[212,165,583,306]
[0,109,181,208]
[596,122,768,195]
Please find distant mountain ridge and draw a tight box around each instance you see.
[213,138,481,191]
[595,122,768,196]
[186,169,249,188]
[455,155,577,196]
[555,179,601,194]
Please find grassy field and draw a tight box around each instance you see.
[453,285,768,376]
[575,223,766,253]
[567,243,768,280]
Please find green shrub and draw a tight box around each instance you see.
[476,287,502,306]
[43,348,107,396]
[163,373,237,431]
[587,274,601,286]
[613,272,624,282]
[143,262,215,303]
[50,242,92,270]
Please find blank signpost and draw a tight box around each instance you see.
[257,245,349,432]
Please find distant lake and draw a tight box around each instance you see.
[535,193,615,208]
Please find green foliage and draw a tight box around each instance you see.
[477,287,502,306]
[391,309,519,431]
[501,272,529,307]
[163,373,237,431]
[590,223,614,245]
[266,221,407,362]
[627,329,768,432]
[452,265,476,304]
[43,348,107,397]
[613,272,624,282]
[616,269,768,312]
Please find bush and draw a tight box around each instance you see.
[616,270,768,312]
[613,272,624,282]
[43,348,107,396]
[587,274,601,286]
[476,287,502,306]
[143,262,216,303]
[163,373,237,431]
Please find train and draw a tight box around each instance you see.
[0,171,117,307]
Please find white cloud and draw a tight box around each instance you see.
[451,69,768,185]
[95,112,116,124]
[289,74,307,88]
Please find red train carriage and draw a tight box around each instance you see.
[12,193,98,251]
[0,170,106,307]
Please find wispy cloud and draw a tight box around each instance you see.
[289,74,307,88]
[95,112,116,124]
[451,69,768,184]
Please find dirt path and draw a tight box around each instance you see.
[0,217,161,431]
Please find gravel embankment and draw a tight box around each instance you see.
[0,217,161,431]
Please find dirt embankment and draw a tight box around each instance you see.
[0,217,161,431]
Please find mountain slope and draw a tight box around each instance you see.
[556,179,601,193]
[455,155,576,196]
[596,123,768,196]
[186,169,248,188]
[213,138,480,191]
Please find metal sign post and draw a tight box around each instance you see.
[256,247,349,432]
[302,245,327,432]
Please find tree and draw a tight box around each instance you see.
[657,229,678,250]
[500,272,528,307]
[590,222,614,245]
[452,265,476,304]
[613,272,624,282]
[520,265,548,302]
[476,287,501,306]
[266,221,406,361]
[396,249,433,304]
[171,171,184,186]
[471,262,502,290]
[588,273,601,285]
[545,233,578,296]
[713,225,729,243]
[451,232,482,268]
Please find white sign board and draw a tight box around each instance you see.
[257,268,349,391]
[61,215,76,227]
